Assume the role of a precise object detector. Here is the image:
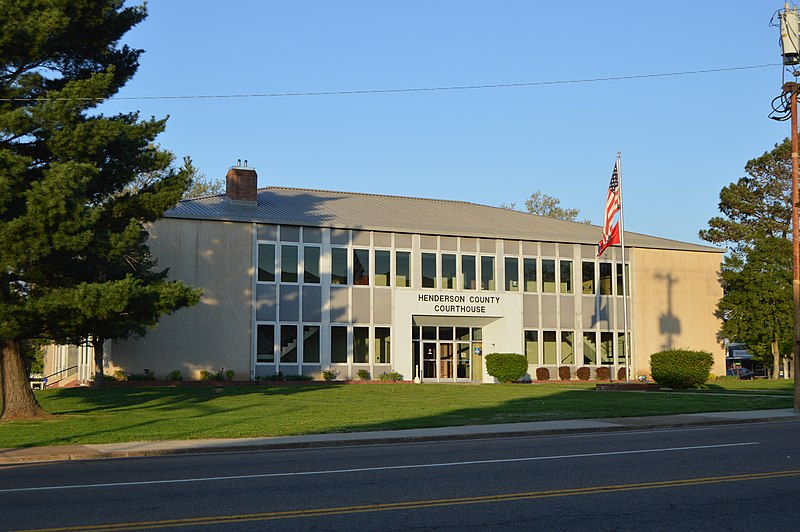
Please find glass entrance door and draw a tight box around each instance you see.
[413,323,483,382]
[423,342,437,379]
[439,343,454,379]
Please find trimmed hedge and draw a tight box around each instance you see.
[576,367,591,381]
[649,349,714,389]
[535,367,550,381]
[558,366,571,381]
[485,353,528,383]
[617,367,627,381]
[595,366,611,380]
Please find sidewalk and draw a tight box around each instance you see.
[1,408,797,464]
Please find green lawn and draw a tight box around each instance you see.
[0,382,793,449]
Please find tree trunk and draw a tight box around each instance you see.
[91,338,105,389]
[771,338,781,380]
[0,338,49,420]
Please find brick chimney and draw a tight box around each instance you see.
[225,159,258,202]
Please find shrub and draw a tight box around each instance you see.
[128,369,155,381]
[595,366,611,380]
[535,367,550,381]
[258,372,285,382]
[617,367,627,381]
[379,371,404,381]
[321,369,339,381]
[650,349,714,389]
[112,369,128,382]
[283,374,313,381]
[167,370,183,381]
[485,353,528,383]
[200,369,224,381]
[558,366,571,381]
[576,367,591,381]
[356,369,371,381]
[225,369,235,381]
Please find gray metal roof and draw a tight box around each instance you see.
[167,186,723,253]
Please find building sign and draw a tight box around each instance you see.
[417,293,502,314]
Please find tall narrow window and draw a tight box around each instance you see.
[304,247,320,284]
[561,331,574,364]
[524,330,538,364]
[396,251,410,287]
[281,245,298,283]
[582,261,595,294]
[353,249,369,285]
[256,324,274,363]
[303,325,320,363]
[374,250,390,287]
[422,252,436,288]
[523,258,537,292]
[618,332,627,363]
[505,257,519,291]
[375,327,391,364]
[542,259,556,293]
[481,256,495,290]
[331,248,348,285]
[331,326,348,363]
[543,331,557,364]
[280,325,298,362]
[599,263,612,295]
[617,263,628,296]
[353,327,369,363]
[560,260,573,294]
[583,332,597,364]
[441,254,456,289]
[600,332,614,364]
[257,243,275,282]
[462,255,476,290]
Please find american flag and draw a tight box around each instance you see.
[597,160,621,257]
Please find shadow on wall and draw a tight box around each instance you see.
[655,272,681,350]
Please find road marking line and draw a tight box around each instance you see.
[0,441,758,494]
[13,468,800,531]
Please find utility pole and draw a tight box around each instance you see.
[778,3,800,411]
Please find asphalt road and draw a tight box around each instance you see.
[1,421,799,531]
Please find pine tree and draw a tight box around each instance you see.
[0,1,200,418]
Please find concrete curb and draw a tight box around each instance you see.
[1,409,797,465]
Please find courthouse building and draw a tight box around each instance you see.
[48,164,727,384]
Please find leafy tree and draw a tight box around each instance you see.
[131,156,223,199]
[717,237,792,378]
[502,191,590,223]
[700,139,791,255]
[0,1,200,418]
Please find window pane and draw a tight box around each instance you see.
[395,251,410,287]
[375,327,391,364]
[331,248,348,285]
[303,326,320,363]
[524,330,538,364]
[280,325,298,362]
[422,252,436,288]
[481,256,495,290]
[542,259,556,293]
[438,326,453,341]
[353,327,369,363]
[583,332,597,364]
[353,249,369,285]
[524,258,537,292]
[422,326,437,340]
[304,247,320,284]
[543,331,557,364]
[505,257,519,291]
[618,332,627,363]
[599,263,612,295]
[281,245,298,283]
[374,250,390,287]
[471,327,482,341]
[561,331,574,364]
[258,244,275,282]
[582,261,595,294]
[441,254,456,289]
[462,255,476,290]
[600,332,614,364]
[256,324,274,363]
[331,326,348,363]
[617,263,628,296]
[456,327,470,341]
[560,260,573,294]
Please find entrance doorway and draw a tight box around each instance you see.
[414,324,483,382]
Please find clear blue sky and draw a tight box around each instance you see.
[105,1,787,245]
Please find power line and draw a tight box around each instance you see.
[1,63,780,102]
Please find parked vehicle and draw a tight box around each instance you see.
[726,367,755,380]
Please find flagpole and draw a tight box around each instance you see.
[616,151,632,383]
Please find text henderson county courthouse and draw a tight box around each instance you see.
[45,164,726,384]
